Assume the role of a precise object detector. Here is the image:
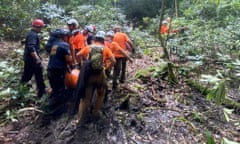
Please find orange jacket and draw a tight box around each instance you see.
[160,25,169,34]
[109,41,126,58]
[69,32,86,51]
[113,32,130,50]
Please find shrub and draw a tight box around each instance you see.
[0,0,41,40]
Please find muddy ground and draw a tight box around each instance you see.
[0,41,239,144]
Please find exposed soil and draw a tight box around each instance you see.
[0,41,22,59]
[0,42,240,144]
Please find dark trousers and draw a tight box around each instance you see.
[21,61,45,98]
[47,68,65,93]
[112,58,127,89]
[121,58,127,81]
[105,67,112,79]
[46,68,68,117]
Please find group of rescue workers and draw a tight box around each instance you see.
[20,18,134,124]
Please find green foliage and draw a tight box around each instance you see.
[129,28,158,50]
[164,0,240,61]
[192,112,204,123]
[134,67,156,79]
[206,81,226,105]
[36,2,67,23]
[0,49,23,100]
[200,73,227,105]
[134,61,169,81]
[63,0,117,10]
[136,112,144,121]
[142,17,160,35]
[204,131,216,144]
[167,63,178,84]
[0,0,41,40]
[230,59,240,78]
[70,5,127,30]
[0,47,42,122]
[5,110,18,122]
[223,108,234,122]
[220,137,240,144]
[180,0,240,23]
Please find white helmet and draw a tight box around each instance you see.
[113,24,121,30]
[96,31,105,39]
[84,25,94,33]
[106,31,114,37]
[162,20,167,24]
[67,19,79,27]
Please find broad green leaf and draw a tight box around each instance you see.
[223,108,234,122]
[206,90,215,101]
[0,88,11,98]
[232,59,240,66]
[204,131,215,144]
[215,82,226,105]
[200,74,221,84]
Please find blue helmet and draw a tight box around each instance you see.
[51,28,71,38]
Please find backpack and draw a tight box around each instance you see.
[89,45,104,70]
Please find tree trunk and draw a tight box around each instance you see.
[158,0,178,84]
[175,0,179,17]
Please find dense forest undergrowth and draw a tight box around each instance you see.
[0,0,240,144]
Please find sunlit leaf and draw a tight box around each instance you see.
[223,108,234,122]
[232,59,240,66]
[206,90,215,101]
[0,88,11,98]
[216,53,231,61]
[221,137,240,144]
[200,74,221,84]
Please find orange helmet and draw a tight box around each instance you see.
[65,69,80,88]
[32,19,45,27]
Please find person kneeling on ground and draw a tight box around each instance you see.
[75,31,116,124]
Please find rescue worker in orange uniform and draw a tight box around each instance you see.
[75,31,116,123]
[67,19,86,64]
[112,25,133,88]
[160,20,169,34]
[105,31,133,89]
[160,18,181,35]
